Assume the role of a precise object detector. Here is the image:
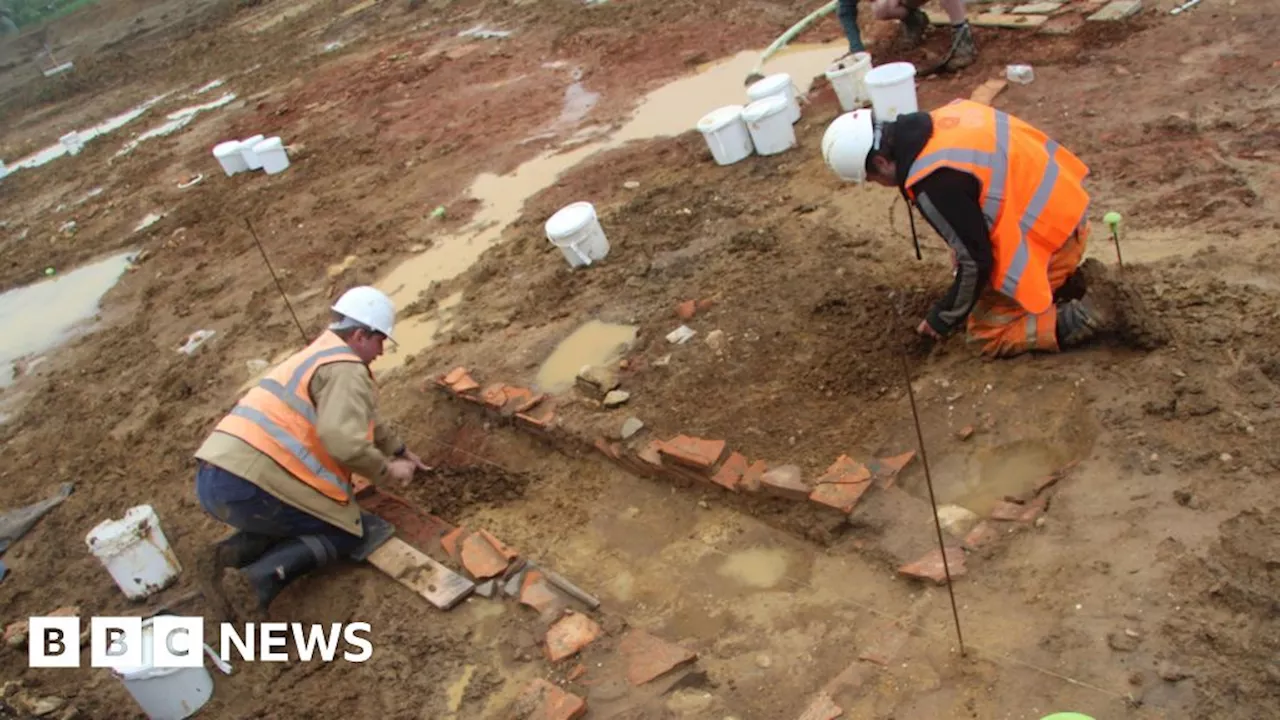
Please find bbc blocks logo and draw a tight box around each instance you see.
[28,615,373,668]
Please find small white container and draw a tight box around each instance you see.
[86,505,182,600]
[741,96,796,156]
[212,141,248,176]
[253,137,289,175]
[826,52,873,112]
[60,131,84,156]
[746,73,800,124]
[545,201,609,268]
[239,134,266,170]
[1006,64,1035,85]
[696,105,754,166]
[113,617,228,720]
[864,61,919,121]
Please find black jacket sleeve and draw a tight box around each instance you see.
[911,168,993,336]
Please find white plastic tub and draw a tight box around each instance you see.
[86,505,182,600]
[864,61,918,121]
[742,96,795,156]
[696,105,754,166]
[212,141,248,176]
[545,201,609,268]
[239,134,266,170]
[826,52,872,112]
[113,617,230,720]
[253,137,289,175]
[746,73,800,124]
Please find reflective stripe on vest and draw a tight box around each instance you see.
[905,100,1090,313]
[214,331,370,504]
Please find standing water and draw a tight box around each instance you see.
[0,252,135,387]
[534,320,637,393]
[372,42,847,369]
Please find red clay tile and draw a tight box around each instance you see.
[441,527,467,564]
[696,298,715,313]
[516,405,556,433]
[808,455,873,514]
[637,441,665,469]
[461,532,510,579]
[545,613,603,663]
[675,300,697,321]
[594,437,623,462]
[740,460,768,492]
[663,462,714,486]
[761,464,810,501]
[567,664,587,682]
[481,383,510,409]
[898,547,967,584]
[520,570,564,616]
[963,522,1000,550]
[618,629,697,686]
[956,425,975,441]
[514,392,545,414]
[513,679,587,720]
[711,452,749,492]
[443,367,468,386]
[870,450,916,487]
[478,529,518,561]
[1018,496,1047,523]
[658,435,726,472]
[499,386,536,415]
[451,372,481,394]
[797,693,844,720]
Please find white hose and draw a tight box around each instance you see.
[748,0,840,80]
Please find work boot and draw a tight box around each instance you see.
[230,535,341,614]
[1054,297,1105,348]
[1059,259,1167,350]
[899,6,931,50]
[197,532,277,622]
[944,22,977,71]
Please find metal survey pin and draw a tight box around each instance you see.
[1104,211,1125,273]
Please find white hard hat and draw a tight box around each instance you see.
[822,109,876,183]
[331,286,396,341]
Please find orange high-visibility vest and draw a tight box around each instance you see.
[905,100,1091,314]
[214,331,373,504]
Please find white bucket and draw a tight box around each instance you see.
[746,73,800,124]
[864,61,918,121]
[0,160,7,180]
[741,96,796,156]
[696,105,754,166]
[85,505,182,600]
[239,134,266,170]
[212,141,248,176]
[60,131,84,156]
[826,52,872,112]
[253,137,290,175]
[113,617,230,720]
[545,201,609,268]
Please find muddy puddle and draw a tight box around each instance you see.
[534,320,637,393]
[0,251,135,387]
[372,42,846,365]
[10,94,172,172]
[716,547,790,590]
[934,439,1067,517]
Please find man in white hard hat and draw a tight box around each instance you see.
[821,104,1148,357]
[836,0,976,71]
[193,286,429,616]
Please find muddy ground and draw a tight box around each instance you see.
[0,0,1277,716]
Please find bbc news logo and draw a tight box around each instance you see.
[28,616,373,668]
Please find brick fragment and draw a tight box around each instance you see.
[441,527,466,564]
[990,501,1025,521]
[808,455,873,513]
[898,547,967,584]
[869,450,916,487]
[481,383,509,409]
[594,437,623,462]
[499,386,537,416]
[567,664,587,681]
[740,460,768,492]
[760,464,810,500]
[637,441,664,470]
[618,629,697,685]
[545,612,603,662]
[520,570,564,616]
[797,693,844,720]
[461,531,510,579]
[1018,496,1047,523]
[513,679,587,720]
[963,522,1000,550]
[658,435,726,471]
[478,529,518,561]
[956,425,975,441]
[443,367,468,386]
[675,300,697,321]
[516,404,556,433]
[711,452,750,492]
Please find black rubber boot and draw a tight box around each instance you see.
[198,532,277,622]
[238,535,341,612]
[900,6,931,50]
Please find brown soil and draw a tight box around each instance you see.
[1,0,1279,716]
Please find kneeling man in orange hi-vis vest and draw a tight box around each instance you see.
[821,101,1145,358]
[193,286,430,616]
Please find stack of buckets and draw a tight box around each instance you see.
[696,71,802,166]
[212,133,290,176]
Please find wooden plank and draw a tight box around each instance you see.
[367,537,474,610]
[1087,0,1141,20]
[970,78,1008,105]
[927,10,1049,27]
